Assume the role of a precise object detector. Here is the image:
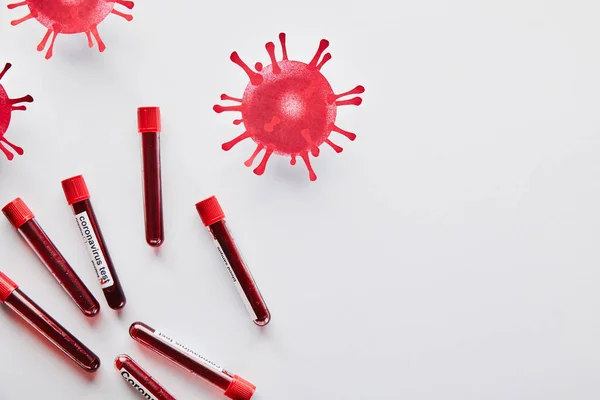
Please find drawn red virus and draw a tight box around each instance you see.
[8,0,134,59]
[213,33,364,181]
[0,63,33,161]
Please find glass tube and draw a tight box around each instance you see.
[137,106,164,247]
[0,271,100,372]
[2,197,100,317]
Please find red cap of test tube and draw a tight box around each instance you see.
[224,375,256,400]
[0,271,18,303]
[137,107,161,133]
[61,175,90,205]
[195,196,225,226]
[2,198,34,229]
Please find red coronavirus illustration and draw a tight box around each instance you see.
[213,33,364,181]
[8,0,134,59]
[0,63,33,160]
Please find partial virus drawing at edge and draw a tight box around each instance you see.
[0,63,33,160]
[8,0,134,59]
[214,33,364,181]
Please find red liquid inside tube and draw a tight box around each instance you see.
[2,198,100,317]
[129,321,256,400]
[196,196,271,326]
[62,175,127,310]
[0,271,100,372]
[138,107,164,247]
[115,354,177,400]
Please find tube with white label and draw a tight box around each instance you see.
[195,196,271,326]
[115,354,177,400]
[129,321,256,400]
[62,175,127,310]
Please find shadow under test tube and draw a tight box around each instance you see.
[0,271,100,372]
[196,196,271,326]
[115,354,177,400]
[2,198,100,317]
[138,106,164,247]
[130,321,256,400]
[62,175,127,310]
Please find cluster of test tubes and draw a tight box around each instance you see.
[0,107,268,399]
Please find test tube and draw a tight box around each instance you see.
[2,198,100,317]
[130,321,256,400]
[115,354,177,400]
[137,106,164,247]
[0,271,100,372]
[195,196,270,326]
[61,175,127,310]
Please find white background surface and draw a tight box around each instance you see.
[0,0,599,399]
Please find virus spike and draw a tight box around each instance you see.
[10,12,33,26]
[85,31,93,47]
[230,52,263,85]
[0,64,11,81]
[329,85,365,104]
[265,42,281,74]
[331,124,357,141]
[1,137,23,156]
[316,53,332,70]
[255,62,263,72]
[220,94,242,102]
[41,27,59,59]
[37,29,52,52]
[222,132,250,151]
[9,95,33,106]
[299,151,317,181]
[114,0,135,9]
[325,138,343,153]
[233,119,243,125]
[279,33,288,60]
[245,145,263,167]
[290,154,297,165]
[253,148,273,176]
[0,143,15,160]
[307,39,330,70]
[213,104,242,113]
[7,1,26,10]
[90,25,106,52]
[335,85,365,99]
[301,129,320,157]
[336,97,363,107]
[111,9,133,21]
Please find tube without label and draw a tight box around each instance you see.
[2,197,100,317]
[0,271,100,372]
[62,175,127,310]
[129,321,256,400]
[138,106,164,247]
[115,354,177,400]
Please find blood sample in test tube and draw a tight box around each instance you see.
[130,321,256,400]
[2,198,100,317]
[195,196,271,326]
[115,354,177,400]
[61,175,127,310]
[137,106,164,247]
[0,271,100,372]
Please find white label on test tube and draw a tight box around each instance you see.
[213,238,258,320]
[75,211,114,288]
[154,330,225,374]
[120,369,158,400]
